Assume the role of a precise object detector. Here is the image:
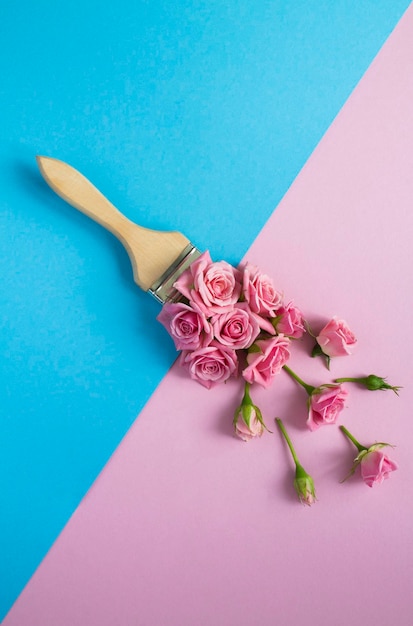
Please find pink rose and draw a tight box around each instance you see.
[307,384,347,431]
[157,302,213,350]
[242,335,291,388]
[275,301,305,339]
[316,317,357,357]
[242,263,283,316]
[211,303,260,350]
[234,405,264,442]
[360,447,398,488]
[174,251,242,315]
[180,343,238,389]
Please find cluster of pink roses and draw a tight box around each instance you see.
[157,251,400,503]
[157,251,304,390]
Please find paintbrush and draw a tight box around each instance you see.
[36,156,201,303]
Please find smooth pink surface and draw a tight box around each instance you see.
[5,7,413,626]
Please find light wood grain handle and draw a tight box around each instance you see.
[36,156,190,291]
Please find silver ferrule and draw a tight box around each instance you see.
[149,244,202,304]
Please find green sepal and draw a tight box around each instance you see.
[270,315,283,330]
[233,404,242,427]
[294,464,316,504]
[254,404,272,433]
[340,449,368,483]
[242,404,255,429]
[248,343,262,354]
[367,442,395,453]
[311,343,323,358]
[233,384,271,433]
[294,463,309,480]
[304,320,316,337]
[311,343,330,369]
[363,375,401,395]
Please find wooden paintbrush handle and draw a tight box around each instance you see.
[36,156,190,291]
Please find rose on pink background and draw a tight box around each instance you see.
[174,251,242,315]
[360,447,398,487]
[157,302,213,350]
[242,263,283,316]
[180,343,238,389]
[243,335,290,388]
[294,473,316,506]
[340,428,399,488]
[316,316,357,357]
[274,301,305,339]
[211,303,260,349]
[234,405,264,442]
[307,384,348,431]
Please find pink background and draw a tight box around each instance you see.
[5,6,413,626]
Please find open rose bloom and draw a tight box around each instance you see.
[157,302,212,350]
[307,384,348,431]
[243,336,290,388]
[316,316,357,358]
[180,344,238,389]
[340,427,399,488]
[359,445,398,487]
[157,251,304,389]
[274,302,305,339]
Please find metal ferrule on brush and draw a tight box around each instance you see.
[149,244,201,304]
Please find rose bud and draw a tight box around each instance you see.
[340,425,398,487]
[233,382,267,441]
[294,470,317,506]
[234,404,264,442]
[275,418,317,506]
[335,374,401,395]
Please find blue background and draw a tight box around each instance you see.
[1,0,410,619]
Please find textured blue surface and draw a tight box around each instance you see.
[0,0,410,618]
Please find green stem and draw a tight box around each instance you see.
[282,365,315,395]
[335,377,362,384]
[242,381,252,404]
[275,418,300,466]
[339,425,366,453]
